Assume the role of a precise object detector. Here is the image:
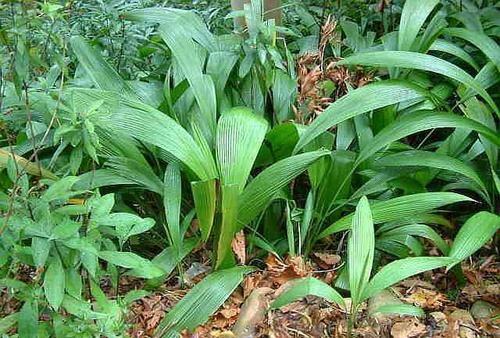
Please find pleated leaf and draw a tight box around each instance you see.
[348,196,374,307]
[430,39,480,71]
[154,266,253,338]
[371,304,424,317]
[238,150,330,226]
[216,107,268,192]
[164,164,182,256]
[192,179,217,241]
[379,223,450,255]
[293,81,427,153]
[320,192,473,237]
[337,51,498,114]
[448,212,500,269]
[271,277,345,309]
[215,185,240,269]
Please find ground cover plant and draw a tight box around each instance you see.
[0,0,499,337]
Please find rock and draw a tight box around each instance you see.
[232,287,273,338]
[449,309,477,338]
[368,289,402,321]
[470,300,498,320]
[428,311,447,331]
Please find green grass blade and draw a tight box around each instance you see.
[271,277,345,309]
[154,266,254,337]
[348,196,374,307]
[320,192,473,237]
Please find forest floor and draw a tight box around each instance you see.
[125,248,499,338]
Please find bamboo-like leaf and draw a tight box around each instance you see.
[293,81,427,153]
[216,107,268,192]
[356,110,500,166]
[362,257,455,301]
[164,164,182,256]
[271,277,345,309]
[0,149,57,179]
[106,157,163,194]
[154,266,254,338]
[348,196,374,308]
[337,52,498,114]
[430,39,480,71]
[320,192,473,237]
[448,212,500,269]
[374,150,487,194]
[238,150,330,226]
[443,28,500,70]
[398,0,440,51]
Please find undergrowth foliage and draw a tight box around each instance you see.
[0,0,499,336]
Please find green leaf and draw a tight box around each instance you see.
[238,150,330,226]
[356,110,500,166]
[65,267,83,299]
[70,36,138,99]
[42,176,79,202]
[192,179,217,241]
[348,196,374,308]
[0,149,57,180]
[337,52,498,115]
[98,251,164,279]
[52,220,82,240]
[320,192,473,237]
[374,150,487,194]
[164,163,182,255]
[362,257,455,301]
[215,185,240,270]
[18,300,38,338]
[112,97,217,180]
[154,266,254,338]
[448,212,500,269]
[0,313,18,334]
[379,223,449,255]
[398,0,440,51]
[430,39,480,71]
[216,108,268,192]
[32,237,51,267]
[150,237,199,277]
[443,28,500,70]
[293,81,427,153]
[44,255,65,310]
[370,304,424,317]
[271,277,345,309]
[158,24,217,141]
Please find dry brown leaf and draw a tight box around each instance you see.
[313,252,341,269]
[391,318,427,338]
[231,230,246,265]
